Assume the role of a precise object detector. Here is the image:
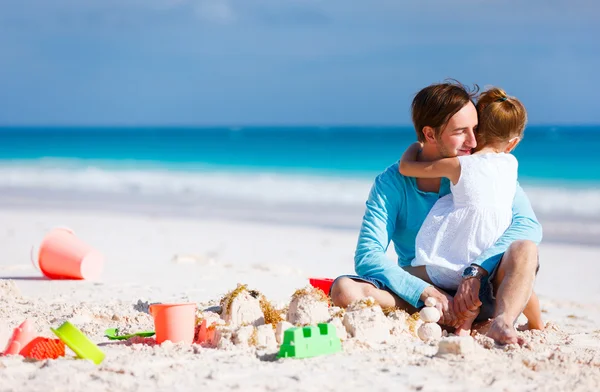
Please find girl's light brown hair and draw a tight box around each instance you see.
[475,87,527,148]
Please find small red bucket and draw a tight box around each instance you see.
[309,278,334,295]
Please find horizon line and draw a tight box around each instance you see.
[1,123,599,129]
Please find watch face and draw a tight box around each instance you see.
[462,266,477,278]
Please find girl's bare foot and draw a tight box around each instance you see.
[517,320,545,332]
[525,319,545,330]
[523,292,544,330]
[455,308,479,336]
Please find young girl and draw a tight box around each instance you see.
[399,87,542,334]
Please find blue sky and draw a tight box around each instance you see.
[0,0,598,125]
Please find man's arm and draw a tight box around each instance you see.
[354,168,431,308]
[471,183,543,273]
[453,183,542,317]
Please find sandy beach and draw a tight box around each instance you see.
[1,201,599,392]
[1,0,598,389]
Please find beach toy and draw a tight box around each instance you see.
[149,303,197,345]
[3,320,37,356]
[20,337,65,360]
[51,321,105,365]
[194,319,216,345]
[31,227,104,280]
[278,323,342,359]
[309,278,334,296]
[104,328,155,340]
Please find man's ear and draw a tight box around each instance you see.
[505,137,521,153]
[422,126,437,144]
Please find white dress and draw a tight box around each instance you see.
[411,153,518,290]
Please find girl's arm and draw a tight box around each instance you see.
[398,142,462,184]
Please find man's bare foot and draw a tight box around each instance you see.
[486,315,521,345]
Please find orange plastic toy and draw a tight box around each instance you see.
[20,337,66,360]
[149,303,197,344]
[194,319,216,345]
[32,227,104,280]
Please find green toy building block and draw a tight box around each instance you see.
[278,323,342,359]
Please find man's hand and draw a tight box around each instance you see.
[420,286,458,327]
[453,277,483,318]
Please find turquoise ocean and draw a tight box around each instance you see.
[0,126,599,228]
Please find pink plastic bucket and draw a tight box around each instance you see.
[149,303,197,345]
[3,319,36,356]
[31,227,104,280]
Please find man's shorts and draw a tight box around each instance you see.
[333,269,498,322]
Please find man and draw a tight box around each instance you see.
[330,80,542,345]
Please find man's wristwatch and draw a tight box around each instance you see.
[462,265,487,280]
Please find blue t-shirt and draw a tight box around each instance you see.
[354,162,543,308]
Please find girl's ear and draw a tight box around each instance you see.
[422,126,437,144]
[505,137,521,153]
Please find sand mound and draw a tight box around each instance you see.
[0,280,21,302]
[1,279,599,392]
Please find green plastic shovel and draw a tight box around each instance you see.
[104,328,155,341]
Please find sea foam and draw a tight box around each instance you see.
[0,160,598,221]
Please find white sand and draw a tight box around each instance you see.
[1,207,600,391]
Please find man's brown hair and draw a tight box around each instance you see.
[475,87,527,147]
[411,79,479,142]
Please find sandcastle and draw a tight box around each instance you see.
[220,284,265,327]
[275,321,295,344]
[232,325,254,346]
[342,297,390,343]
[230,324,277,350]
[328,317,348,340]
[212,325,235,349]
[203,284,288,349]
[287,286,331,326]
[255,324,278,349]
[211,284,351,349]
[386,308,411,337]
[193,284,424,350]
